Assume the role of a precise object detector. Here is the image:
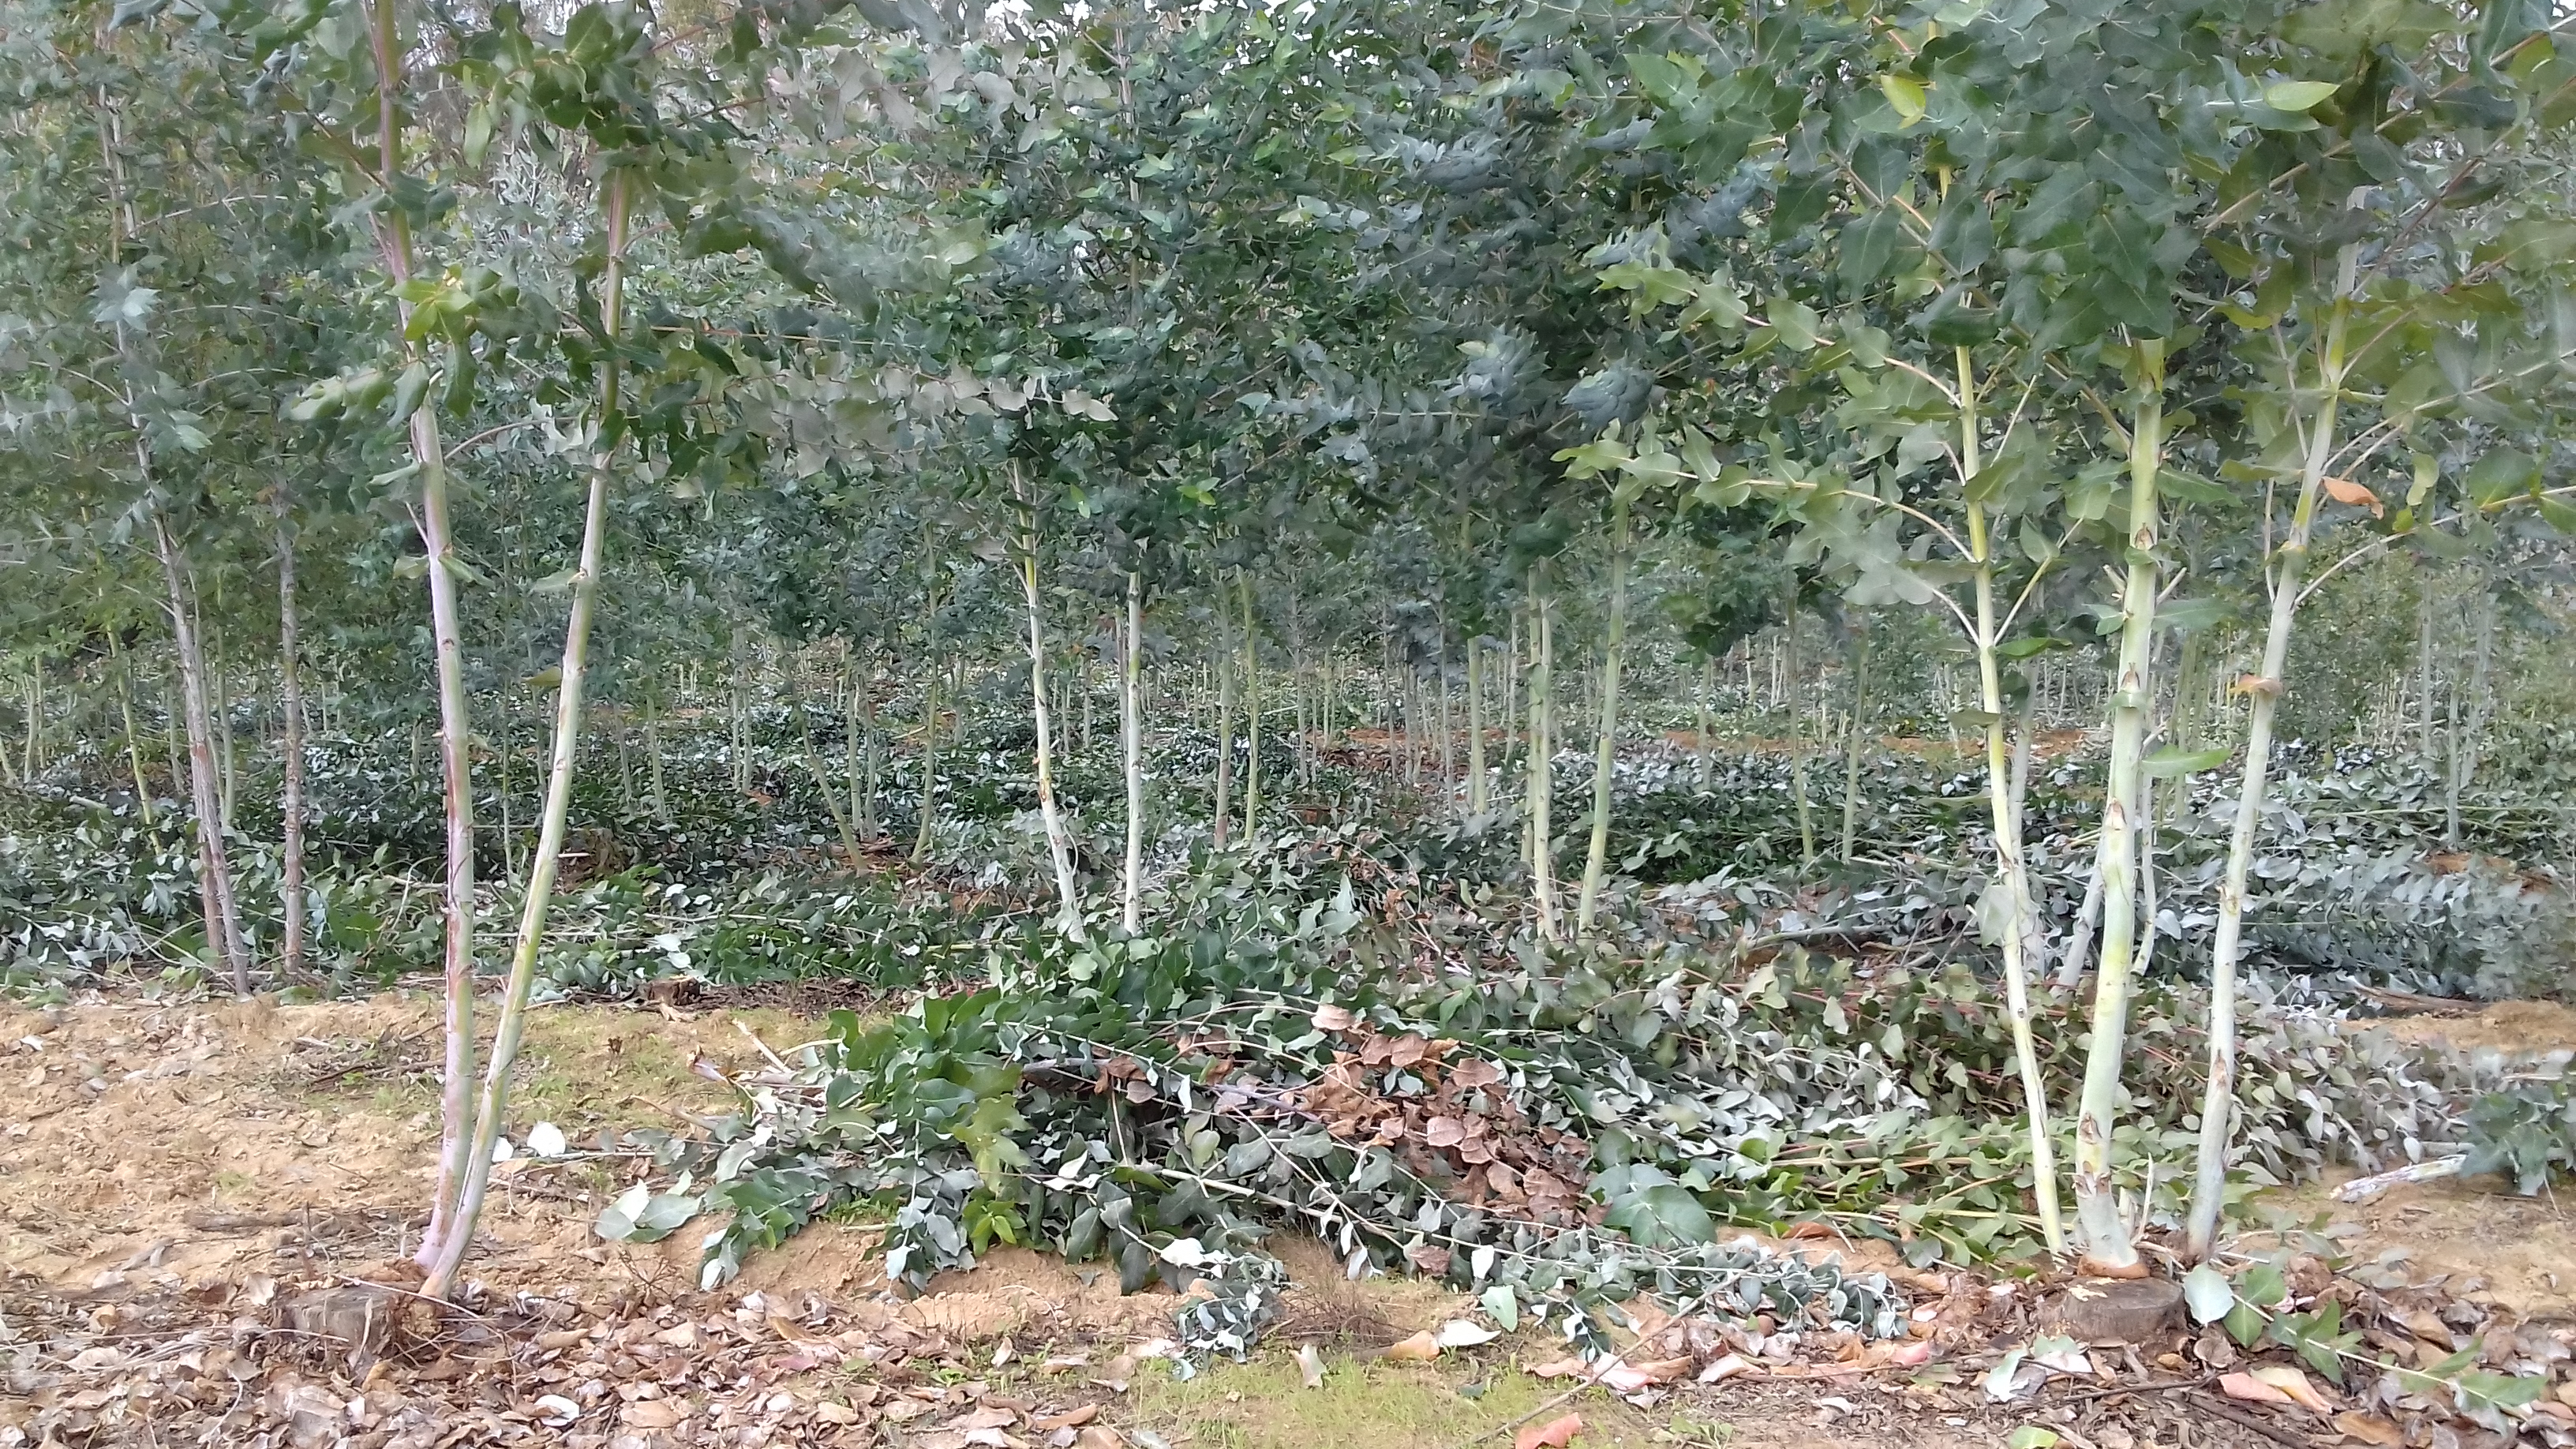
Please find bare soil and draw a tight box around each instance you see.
[2372,998,2576,1059]
[3,991,2563,1449]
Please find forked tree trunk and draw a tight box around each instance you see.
[152,511,251,996]
[1577,496,1631,934]
[799,691,861,865]
[2070,340,2166,1274]
[421,175,630,1298]
[1957,348,2065,1256]
[275,488,308,980]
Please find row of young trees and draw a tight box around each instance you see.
[5,0,2574,1290]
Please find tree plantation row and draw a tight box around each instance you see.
[4,0,2575,1312]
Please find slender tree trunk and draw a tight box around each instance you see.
[274,488,308,981]
[1578,498,1631,934]
[1466,638,1487,816]
[643,687,668,823]
[1241,572,1261,840]
[799,694,861,866]
[108,632,155,827]
[2416,576,2438,763]
[2186,291,2349,1262]
[1784,597,1816,867]
[911,663,941,861]
[1959,348,2065,1256]
[212,632,235,829]
[1530,567,1560,940]
[1121,568,1145,934]
[2443,585,2494,849]
[19,668,36,779]
[1017,466,1085,937]
[2070,341,2166,1274]
[1696,653,1716,792]
[1212,607,1234,848]
[497,706,518,882]
[421,175,630,1297]
[1840,616,1872,862]
[855,664,881,838]
[0,669,19,786]
[152,511,252,997]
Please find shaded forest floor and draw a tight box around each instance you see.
[4,990,2573,1447]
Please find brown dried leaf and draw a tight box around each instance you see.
[2323,477,2383,516]
[622,1398,687,1428]
[1380,1331,1441,1362]
[1515,1412,1583,1449]
[2216,1372,2293,1408]
[1311,1004,1357,1032]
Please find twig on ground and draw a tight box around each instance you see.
[2184,1390,2315,1449]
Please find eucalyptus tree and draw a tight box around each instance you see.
[2173,0,2576,1259]
[1554,0,2232,1257]
[194,0,975,1290]
[0,0,360,993]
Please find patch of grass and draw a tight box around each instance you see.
[1127,1349,1658,1449]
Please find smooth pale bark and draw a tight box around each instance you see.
[2187,291,2349,1262]
[2070,340,2166,1273]
[1240,574,1260,840]
[212,634,235,828]
[1958,348,2065,1256]
[275,489,309,979]
[1577,497,1631,934]
[911,664,941,862]
[2416,578,2438,762]
[2443,586,2494,849]
[1696,653,1717,792]
[1840,616,1872,863]
[644,688,669,823]
[421,175,630,1297]
[496,709,518,882]
[1017,468,1085,938]
[379,212,481,1284]
[1121,569,1144,934]
[107,632,155,827]
[854,664,882,838]
[1466,639,1488,816]
[1784,595,1816,867]
[798,693,862,865]
[153,512,251,996]
[1529,570,1561,940]
[1212,608,1234,848]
